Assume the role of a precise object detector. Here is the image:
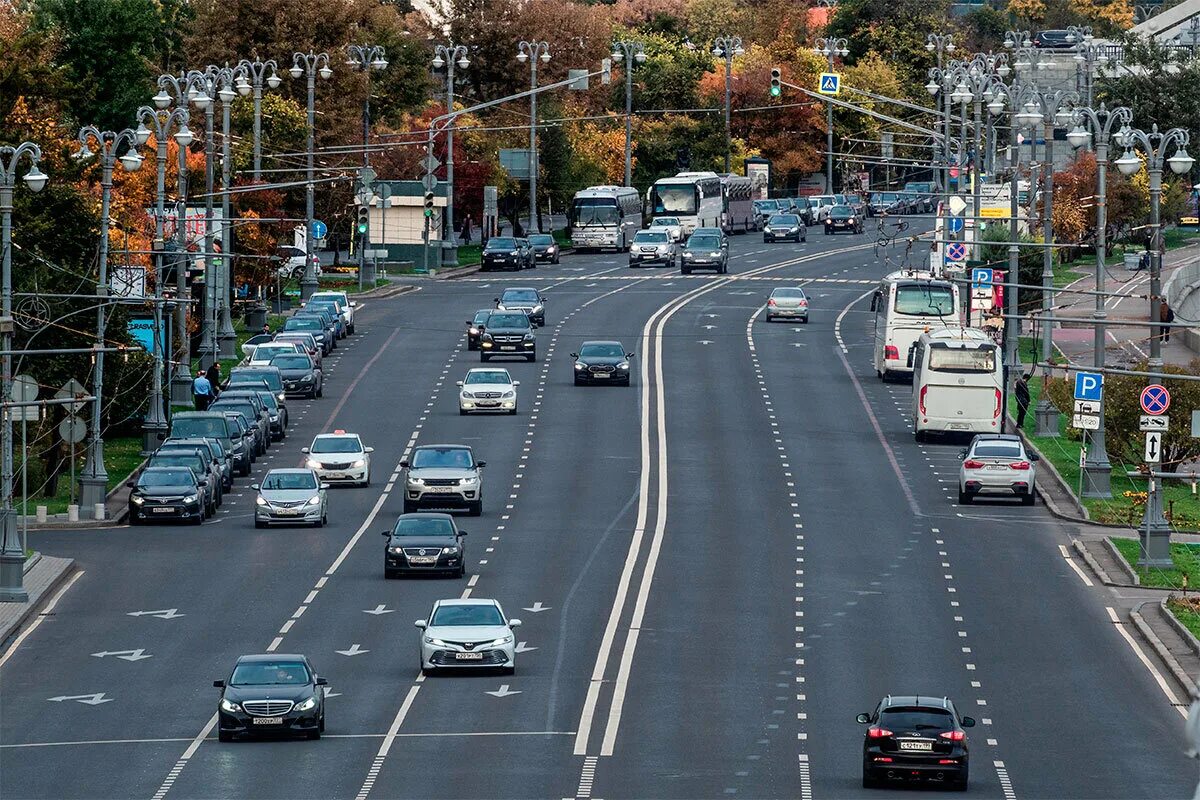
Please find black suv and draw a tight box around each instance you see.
[857,695,974,790]
[466,309,492,351]
[215,654,327,741]
[480,311,536,362]
[382,513,467,578]
[481,237,533,271]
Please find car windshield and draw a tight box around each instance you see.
[285,318,321,331]
[487,313,528,328]
[830,206,852,217]
[894,285,956,316]
[634,231,668,243]
[755,201,777,210]
[651,184,697,215]
[212,402,255,419]
[929,347,997,373]
[230,661,311,686]
[973,443,1023,458]
[880,707,954,731]
[501,290,539,304]
[392,517,456,537]
[652,217,680,226]
[138,469,194,488]
[159,445,207,462]
[768,215,798,225]
[528,234,553,245]
[261,471,318,490]
[228,379,270,392]
[487,237,517,250]
[579,344,624,359]
[271,355,313,370]
[170,417,226,439]
[150,455,201,473]
[311,436,361,453]
[773,288,806,299]
[879,193,898,202]
[688,236,721,250]
[430,604,504,627]
[412,448,473,469]
[253,344,296,357]
[465,370,510,385]
[309,304,339,317]
[472,311,491,325]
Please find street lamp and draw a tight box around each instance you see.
[291,51,332,301]
[432,42,469,264]
[517,40,551,233]
[0,142,46,601]
[1069,102,1132,498]
[75,126,142,519]
[346,44,387,290]
[236,58,281,181]
[813,36,849,193]
[135,105,192,457]
[611,40,647,188]
[210,64,247,360]
[712,35,744,175]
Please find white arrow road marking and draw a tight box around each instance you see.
[47,693,113,705]
[323,687,342,698]
[335,644,369,656]
[522,602,551,613]
[127,609,184,619]
[703,325,717,330]
[792,342,807,348]
[486,684,521,697]
[91,649,152,661]
[362,605,393,615]
[699,340,714,345]
[704,314,719,318]
[514,641,537,653]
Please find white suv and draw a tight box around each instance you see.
[310,290,356,334]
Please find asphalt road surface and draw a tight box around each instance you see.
[2,218,1195,799]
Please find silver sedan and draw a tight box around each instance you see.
[958,434,1039,505]
[253,468,329,527]
[765,287,809,322]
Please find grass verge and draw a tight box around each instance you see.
[1110,538,1200,590]
[18,435,144,515]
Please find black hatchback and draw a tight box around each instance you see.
[857,695,974,790]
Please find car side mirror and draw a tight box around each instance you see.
[570,353,578,359]
[466,320,472,325]
[456,381,464,387]
[870,293,879,311]
[320,483,330,490]
[301,447,309,454]
[365,447,374,453]
[958,450,968,460]
[855,713,871,724]
[961,716,976,728]
[458,530,468,536]
[381,530,391,537]
[493,297,499,303]
[414,619,427,630]
[399,460,409,468]
[315,677,328,686]
[508,618,522,628]
[476,461,486,468]
[1029,453,1040,462]
[126,479,136,488]
[250,483,260,491]
[213,680,226,688]
[513,381,520,386]
[350,301,357,307]
[626,353,635,358]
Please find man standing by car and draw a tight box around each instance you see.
[193,370,215,411]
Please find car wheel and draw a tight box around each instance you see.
[307,729,320,741]
[255,520,266,528]
[526,353,536,363]
[959,490,972,504]
[385,568,398,579]
[503,665,515,676]
[862,769,880,789]
[459,407,467,416]
[681,266,691,275]
[457,563,466,578]
[468,499,482,517]
[191,511,204,526]
[574,377,583,386]
[1022,490,1036,506]
[219,730,234,743]
[481,354,491,362]
[319,716,325,733]
[129,514,141,526]
[509,408,517,415]
[316,385,324,398]
[621,377,631,386]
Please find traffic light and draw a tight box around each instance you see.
[423,191,435,218]
[770,68,782,97]
[356,205,369,236]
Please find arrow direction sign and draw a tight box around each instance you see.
[126,608,184,619]
[91,649,152,662]
[422,154,441,173]
[47,693,113,705]
[514,641,537,654]
[485,684,522,698]
[362,605,394,615]
[1145,432,1162,462]
[335,644,369,657]
[522,602,551,613]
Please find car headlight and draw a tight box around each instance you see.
[763,227,771,233]
[617,360,629,370]
[442,546,460,555]
[524,333,535,341]
[533,305,543,314]
[131,495,145,505]
[574,362,586,370]
[460,390,474,399]
[481,341,493,348]
[424,636,447,646]
[277,392,285,402]
[547,245,557,253]
[409,477,425,486]
[468,327,479,335]
[306,458,322,469]
[789,227,799,232]
[683,252,694,258]
[352,459,366,468]
[489,635,514,647]
[256,495,268,506]
[461,475,479,484]
[507,250,519,255]
[300,375,313,382]
[306,495,321,506]
[183,494,198,505]
[501,390,514,399]
[219,698,242,713]
[295,695,318,712]
[710,252,721,257]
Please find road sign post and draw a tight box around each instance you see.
[1138,383,1173,568]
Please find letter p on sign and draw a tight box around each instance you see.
[1073,371,1103,402]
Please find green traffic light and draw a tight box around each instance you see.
[357,223,367,234]
[770,86,781,97]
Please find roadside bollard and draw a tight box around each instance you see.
[94,503,106,521]
[67,505,79,522]
[35,506,47,523]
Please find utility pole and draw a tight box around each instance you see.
[235,58,281,181]
[926,33,956,194]
[346,43,388,290]
[76,127,143,518]
[214,65,243,360]
[290,51,332,302]
[432,42,468,264]
[611,40,646,188]
[713,35,744,174]
[814,36,849,193]
[0,143,47,601]
[186,67,219,370]
[517,40,551,233]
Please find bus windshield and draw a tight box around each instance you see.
[651,184,697,215]
[929,347,997,373]
[894,284,955,317]
[573,199,620,226]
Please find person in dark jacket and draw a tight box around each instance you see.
[205,362,222,398]
[1014,373,1032,431]
[1160,296,1175,343]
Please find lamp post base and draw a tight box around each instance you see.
[1139,481,1173,567]
[142,420,168,457]
[300,276,318,302]
[77,475,107,519]
[1034,399,1059,438]
[441,243,459,269]
[0,553,27,602]
[170,375,193,406]
[217,330,236,361]
[1081,461,1112,498]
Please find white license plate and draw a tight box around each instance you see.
[152,507,175,513]
[409,556,437,564]
[500,346,516,351]
[986,465,1008,471]
[424,486,456,493]
[949,422,971,430]
[252,717,284,725]
[277,509,299,515]
[454,652,484,660]
[899,741,934,751]
[592,373,610,378]
[325,472,345,479]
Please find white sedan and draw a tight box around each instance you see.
[302,430,373,487]
[246,341,302,368]
[415,598,521,675]
[648,216,683,242]
[958,434,1039,505]
[457,368,519,415]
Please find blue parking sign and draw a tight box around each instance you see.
[971,268,993,289]
[1073,371,1103,401]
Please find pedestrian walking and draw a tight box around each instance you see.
[1159,296,1175,343]
[1014,373,1032,431]
[205,362,222,400]
[192,369,214,411]
[460,214,472,245]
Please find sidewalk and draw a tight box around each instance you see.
[0,553,76,646]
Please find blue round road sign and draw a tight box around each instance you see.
[1140,384,1170,415]
[311,219,328,239]
[948,217,964,234]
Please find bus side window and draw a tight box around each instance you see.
[870,290,881,312]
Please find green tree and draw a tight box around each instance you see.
[825,0,954,89]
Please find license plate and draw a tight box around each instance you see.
[454,652,484,660]
[592,373,610,378]
[987,465,1008,471]
[325,472,345,479]
[501,346,516,351]
[409,556,437,564]
[152,507,175,513]
[252,717,284,725]
[899,741,934,751]
[950,422,970,430]
[277,508,299,515]
[424,486,456,493]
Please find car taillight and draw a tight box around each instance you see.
[885,345,899,360]
[963,459,985,469]
[994,388,1002,418]
[1009,461,1031,470]
[919,385,928,415]
[868,727,893,738]
[940,730,966,742]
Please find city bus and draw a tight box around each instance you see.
[570,185,643,251]
[870,270,960,382]
[648,172,724,237]
[911,327,1003,440]
[719,173,756,233]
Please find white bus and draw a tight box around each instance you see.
[719,173,756,233]
[911,327,1003,440]
[648,172,724,236]
[870,270,960,381]
[570,185,643,251]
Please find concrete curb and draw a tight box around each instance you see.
[1103,537,1141,585]
[0,555,77,648]
[1161,598,1200,660]
[1012,427,1089,520]
[353,282,420,300]
[1131,600,1198,699]
[1073,538,1117,585]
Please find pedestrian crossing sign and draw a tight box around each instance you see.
[818,73,840,96]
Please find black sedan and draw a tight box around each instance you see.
[382,513,467,578]
[215,654,327,741]
[572,340,634,386]
[269,353,324,399]
[480,237,532,271]
[466,309,491,351]
[857,695,974,790]
[527,233,561,264]
[128,466,204,525]
[763,213,806,243]
[824,205,864,234]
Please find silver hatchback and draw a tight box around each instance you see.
[958,434,1039,505]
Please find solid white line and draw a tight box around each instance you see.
[375,685,422,758]
[0,569,84,669]
[1106,606,1188,718]
[1058,544,1094,587]
[834,288,874,353]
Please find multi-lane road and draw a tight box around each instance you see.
[2,223,1195,799]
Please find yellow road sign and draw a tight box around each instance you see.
[979,207,1007,218]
